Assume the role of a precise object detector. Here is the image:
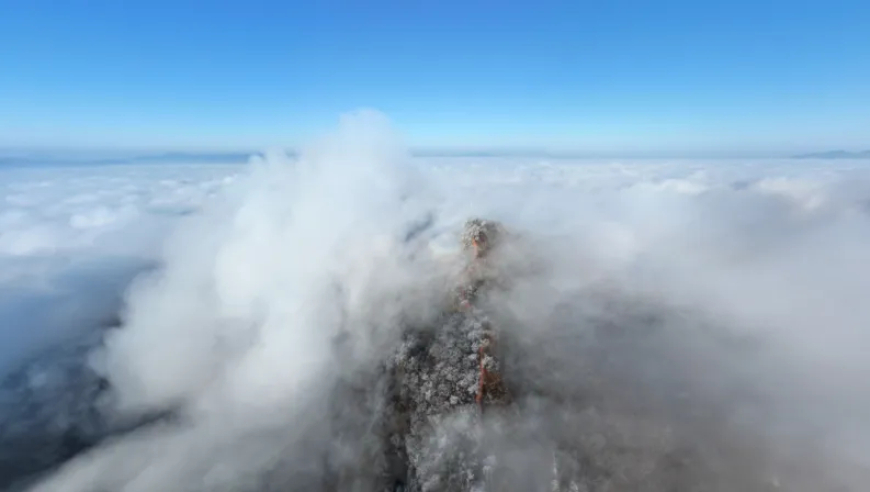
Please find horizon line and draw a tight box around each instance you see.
[1,146,868,162]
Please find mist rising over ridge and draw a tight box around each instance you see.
[0,110,866,490]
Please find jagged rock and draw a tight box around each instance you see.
[373,218,514,491]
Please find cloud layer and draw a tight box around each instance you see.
[0,163,244,374]
[3,110,870,490]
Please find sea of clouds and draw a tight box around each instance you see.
[0,163,241,374]
[3,110,870,490]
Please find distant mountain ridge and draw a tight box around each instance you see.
[0,151,256,167]
[793,150,870,159]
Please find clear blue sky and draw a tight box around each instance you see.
[1,1,868,154]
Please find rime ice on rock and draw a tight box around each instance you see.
[375,218,512,491]
[370,218,603,491]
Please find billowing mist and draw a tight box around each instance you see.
[3,110,870,491]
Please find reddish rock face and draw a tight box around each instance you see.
[460,218,504,261]
[381,218,512,491]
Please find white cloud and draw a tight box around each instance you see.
[0,163,243,373]
[4,111,870,490]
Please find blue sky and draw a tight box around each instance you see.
[0,1,868,154]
